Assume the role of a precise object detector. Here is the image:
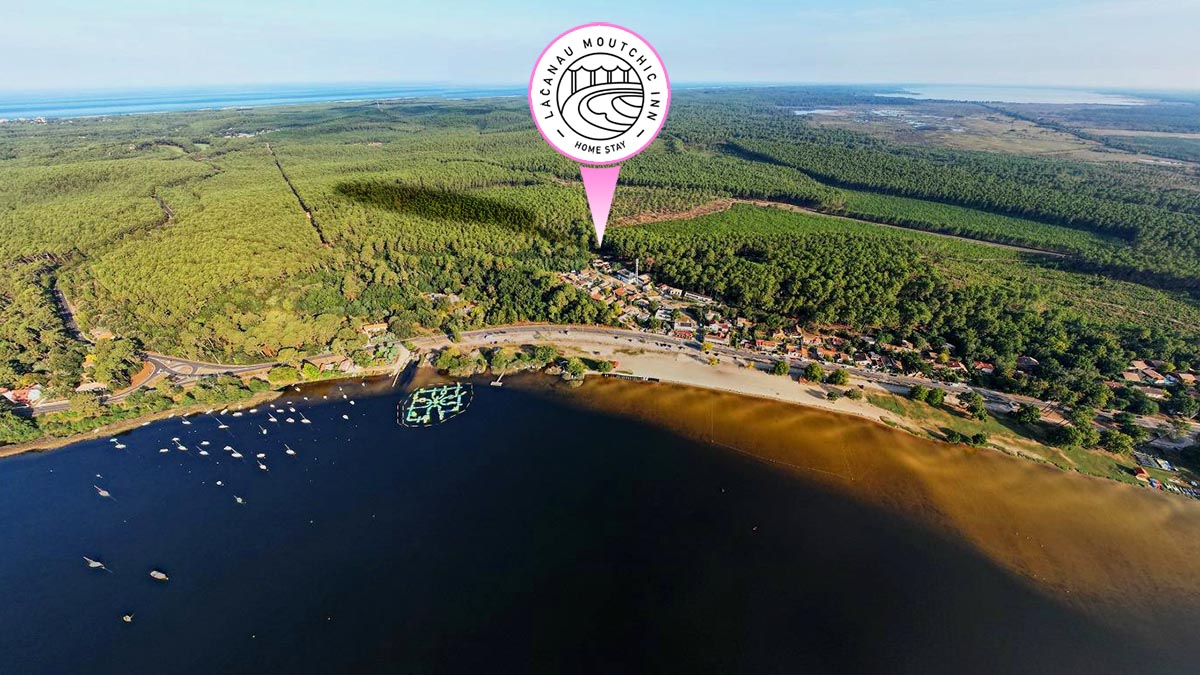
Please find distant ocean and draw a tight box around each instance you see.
[0,83,524,119]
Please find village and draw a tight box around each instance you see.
[563,256,1012,383]
[561,256,1199,400]
[558,256,1200,495]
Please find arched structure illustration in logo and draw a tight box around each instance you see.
[556,53,644,141]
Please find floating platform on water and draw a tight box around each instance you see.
[398,382,474,427]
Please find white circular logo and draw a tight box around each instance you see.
[529,23,670,165]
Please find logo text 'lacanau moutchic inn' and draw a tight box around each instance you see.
[529,23,670,165]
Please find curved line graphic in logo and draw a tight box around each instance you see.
[557,54,644,140]
[529,22,670,165]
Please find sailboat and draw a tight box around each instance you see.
[113,443,127,449]
[149,570,169,582]
[181,418,191,426]
[219,408,228,415]
[198,450,209,456]
[84,556,109,571]
[232,411,243,417]
[249,408,258,413]
[287,407,296,413]
[234,495,245,504]
[299,413,311,424]
[200,440,210,446]
[223,445,234,451]
[158,448,169,453]
[94,485,113,499]
[122,614,134,623]
[216,418,229,430]
[216,480,224,486]
[285,417,295,424]
[268,415,278,423]
[342,414,350,420]
[255,453,266,459]
[231,451,243,459]
[349,400,355,406]
[284,445,296,457]
[259,426,268,435]
[257,461,269,472]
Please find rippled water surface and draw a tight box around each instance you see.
[2,374,1198,674]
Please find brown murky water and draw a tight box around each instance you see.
[534,376,1200,651]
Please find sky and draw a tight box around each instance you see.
[1,0,1197,91]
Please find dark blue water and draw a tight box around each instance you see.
[0,84,523,119]
[0,376,1182,673]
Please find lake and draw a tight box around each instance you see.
[877,85,1147,105]
[2,372,1198,674]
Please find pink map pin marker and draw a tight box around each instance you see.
[529,23,671,247]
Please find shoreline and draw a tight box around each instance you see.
[0,336,1178,500]
[0,361,407,459]
[0,390,285,459]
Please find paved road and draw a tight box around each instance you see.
[410,323,1045,415]
[18,322,1044,420]
[22,353,277,417]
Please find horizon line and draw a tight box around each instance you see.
[2,80,1199,96]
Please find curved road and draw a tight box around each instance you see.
[409,323,1044,414]
[23,322,1038,419]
